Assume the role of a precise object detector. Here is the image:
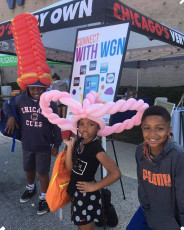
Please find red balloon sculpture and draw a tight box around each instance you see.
[11,13,52,90]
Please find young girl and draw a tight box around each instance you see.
[40,90,149,229]
[64,118,121,230]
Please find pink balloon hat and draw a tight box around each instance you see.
[39,90,149,136]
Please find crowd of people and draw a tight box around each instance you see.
[2,76,184,230]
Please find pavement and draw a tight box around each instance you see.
[0,134,139,230]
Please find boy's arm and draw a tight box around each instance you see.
[3,98,15,118]
[52,124,62,148]
[3,96,19,134]
[175,153,184,227]
[136,152,151,220]
[51,102,62,149]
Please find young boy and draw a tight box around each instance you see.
[3,81,62,215]
[127,106,184,230]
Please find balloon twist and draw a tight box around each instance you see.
[40,90,149,136]
[11,13,52,90]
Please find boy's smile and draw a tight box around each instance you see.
[141,115,172,156]
[28,87,45,100]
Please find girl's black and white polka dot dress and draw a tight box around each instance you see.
[71,189,102,226]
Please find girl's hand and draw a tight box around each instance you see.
[63,136,75,149]
[76,181,96,193]
[64,137,75,172]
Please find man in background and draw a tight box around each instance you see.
[48,73,70,117]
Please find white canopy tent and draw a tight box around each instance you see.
[0,0,184,88]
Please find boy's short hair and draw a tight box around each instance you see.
[141,105,171,123]
[52,73,60,80]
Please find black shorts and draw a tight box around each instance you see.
[22,149,51,174]
[71,189,102,226]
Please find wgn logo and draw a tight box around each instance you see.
[6,0,24,9]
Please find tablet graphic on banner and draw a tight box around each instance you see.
[106,73,115,84]
[73,77,80,86]
[100,63,108,73]
[67,22,131,124]
[80,65,86,75]
[83,74,100,99]
[89,60,97,71]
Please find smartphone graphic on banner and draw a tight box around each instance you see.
[83,74,100,99]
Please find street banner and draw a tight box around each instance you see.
[0,55,17,66]
[0,54,66,67]
[106,0,184,49]
[0,0,103,42]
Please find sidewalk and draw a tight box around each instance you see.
[106,138,137,179]
[0,134,139,230]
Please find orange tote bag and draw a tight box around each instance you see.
[46,150,72,212]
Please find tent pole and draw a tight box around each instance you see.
[51,66,54,76]
[0,66,2,87]
[136,68,139,96]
